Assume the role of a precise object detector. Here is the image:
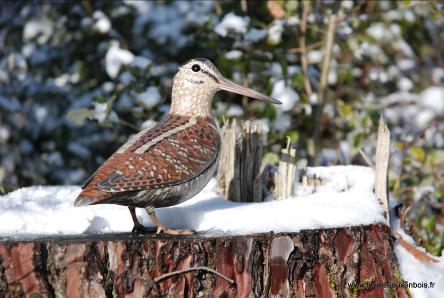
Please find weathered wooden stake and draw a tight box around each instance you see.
[375,115,390,224]
[275,141,297,200]
[217,119,263,202]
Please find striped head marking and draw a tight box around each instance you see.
[170,58,281,117]
[178,58,221,88]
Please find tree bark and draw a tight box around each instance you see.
[0,224,408,298]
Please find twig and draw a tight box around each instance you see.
[286,135,291,150]
[398,205,412,230]
[318,13,336,99]
[214,0,222,16]
[359,149,374,168]
[288,40,323,54]
[240,0,247,12]
[299,0,313,96]
[154,266,235,284]
[119,118,140,131]
[312,11,337,164]
[396,233,439,264]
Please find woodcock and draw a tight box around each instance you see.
[74,58,281,235]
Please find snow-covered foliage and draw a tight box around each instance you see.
[0,166,384,238]
[215,13,249,37]
[0,1,443,256]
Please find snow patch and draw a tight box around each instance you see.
[0,166,386,239]
[215,13,249,37]
[131,56,151,70]
[134,86,161,109]
[105,41,135,79]
[421,86,444,113]
[381,87,444,129]
[226,104,244,117]
[397,77,413,91]
[271,80,299,112]
[225,50,243,60]
[23,20,53,44]
[244,28,267,42]
[93,11,111,33]
[268,21,284,44]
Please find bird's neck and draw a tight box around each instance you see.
[169,73,215,118]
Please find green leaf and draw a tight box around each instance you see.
[66,108,95,122]
[341,103,352,117]
[293,73,305,91]
[287,131,299,143]
[262,152,280,166]
[410,146,425,162]
[263,103,277,120]
[93,95,107,103]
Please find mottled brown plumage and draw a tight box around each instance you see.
[78,115,220,207]
[75,58,280,235]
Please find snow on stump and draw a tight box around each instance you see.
[0,225,409,297]
[0,165,414,297]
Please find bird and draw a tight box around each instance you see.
[74,58,281,235]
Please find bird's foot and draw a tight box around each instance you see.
[156,224,195,235]
[131,224,156,234]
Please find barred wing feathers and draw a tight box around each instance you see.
[75,115,220,206]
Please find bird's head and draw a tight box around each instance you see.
[171,58,281,117]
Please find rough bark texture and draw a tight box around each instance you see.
[217,120,263,202]
[0,224,408,298]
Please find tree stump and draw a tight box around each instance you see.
[0,224,409,297]
[217,120,263,202]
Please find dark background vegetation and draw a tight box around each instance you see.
[0,0,443,255]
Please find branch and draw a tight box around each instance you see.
[317,13,336,102]
[312,11,337,164]
[119,118,141,131]
[214,0,222,15]
[241,0,247,12]
[396,233,439,264]
[359,148,374,168]
[288,40,323,54]
[154,266,235,284]
[299,0,313,96]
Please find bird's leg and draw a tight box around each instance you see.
[145,206,195,235]
[129,207,156,233]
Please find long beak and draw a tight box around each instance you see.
[218,77,282,104]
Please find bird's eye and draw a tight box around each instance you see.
[191,64,201,72]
